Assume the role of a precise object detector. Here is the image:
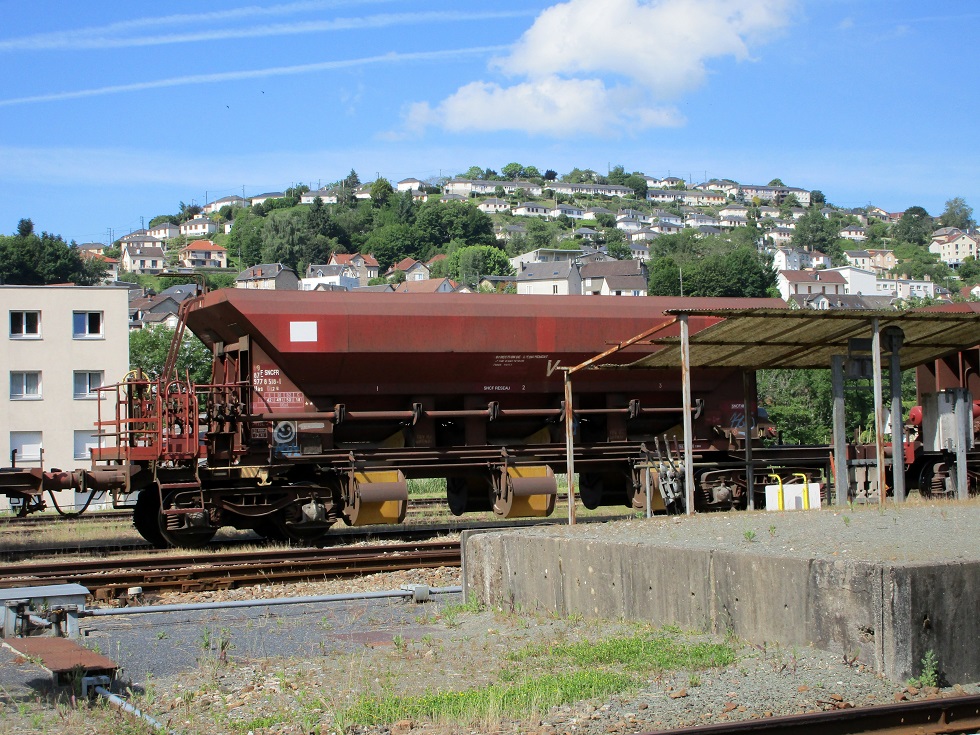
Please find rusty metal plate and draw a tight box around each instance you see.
[3,637,117,675]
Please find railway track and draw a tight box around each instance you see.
[0,540,461,599]
[644,693,980,735]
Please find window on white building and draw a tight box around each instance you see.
[73,311,103,338]
[10,431,42,464]
[73,370,104,399]
[10,371,41,399]
[74,430,100,460]
[10,310,40,338]
[552,284,559,294]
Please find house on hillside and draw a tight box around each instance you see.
[550,203,584,220]
[301,263,359,291]
[122,244,167,274]
[180,216,217,239]
[394,277,457,293]
[513,202,549,218]
[777,269,846,301]
[387,258,429,282]
[300,188,339,205]
[203,195,246,214]
[516,261,582,295]
[581,259,648,296]
[329,253,379,286]
[839,225,867,242]
[179,240,228,269]
[249,192,285,207]
[78,250,119,283]
[148,222,180,240]
[235,263,299,290]
[478,198,511,214]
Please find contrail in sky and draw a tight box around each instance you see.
[0,0,390,50]
[0,47,508,107]
[0,6,532,51]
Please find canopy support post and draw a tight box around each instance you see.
[680,314,695,515]
[886,328,906,502]
[871,318,886,507]
[743,370,755,511]
[832,354,849,506]
[563,370,577,525]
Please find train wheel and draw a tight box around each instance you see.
[158,490,217,549]
[446,476,493,516]
[133,490,168,549]
[917,460,948,498]
[579,472,631,510]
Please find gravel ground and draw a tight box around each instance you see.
[0,499,977,734]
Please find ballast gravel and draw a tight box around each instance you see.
[0,499,977,735]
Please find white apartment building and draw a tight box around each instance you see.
[1,286,129,509]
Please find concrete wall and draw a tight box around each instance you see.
[462,530,980,684]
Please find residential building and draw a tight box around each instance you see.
[509,247,585,271]
[681,190,726,207]
[839,225,867,242]
[329,253,379,286]
[646,190,683,205]
[119,229,149,243]
[776,269,846,301]
[549,182,633,198]
[617,209,650,224]
[235,263,299,290]
[739,184,811,207]
[843,250,872,270]
[495,224,527,242]
[826,266,877,296]
[396,178,424,192]
[580,260,648,296]
[394,278,457,293]
[387,258,429,282]
[203,195,246,214]
[582,206,614,220]
[443,179,543,198]
[300,188,339,205]
[874,274,937,300]
[477,198,511,214]
[249,192,285,206]
[516,261,582,295]
[78,250,119,283]
[929,231,979,267]
[866,249,898,273]
[147,222,180,240]
[573,227,601,242]
[719,205,749,219]
[300,264,359,291]
[178,240,228,269]
[0,285,129,509]
[121,244,167,274]
[179,216,217,239]
[513,202,549,218]
[550,204,584,220]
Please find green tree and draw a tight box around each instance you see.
[604,228,632,260]
[370,178,394,208]
[129,327,212,384]
[461,166,485,180]
[768,178,785,187]
[647,256,681,296]
[364,223,413,271]
[447,245,513,287]
[501,162,524,180]
[0,225,106,285]
[938,197,975,230]
[624,174,648,200]
[227,210,264,268]
[892,206,933,246]
[791,208,845,261]
[957,256,980,284]
[809,190,826,207]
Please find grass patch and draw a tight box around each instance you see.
[341,670,639,727]
[511,631,736,672]
[338,626,735,730]
[407,477,446,497]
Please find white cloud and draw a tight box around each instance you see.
[406,76,682,137]
[401,0,794,136]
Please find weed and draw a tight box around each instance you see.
[920,650,939,688]
[743,530,756,542]
[768,525,776,537]
[843,515,851,527]
[392,634,405,650]
[199,628,212,652]
[156,631,168,640]
[688,673,702,687]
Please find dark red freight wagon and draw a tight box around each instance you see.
[96,290,788,547]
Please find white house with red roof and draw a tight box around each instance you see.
[328,252,379,286]
[179,240,228,269]
[777,269,846,301]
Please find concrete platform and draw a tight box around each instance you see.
[462,502,980,683]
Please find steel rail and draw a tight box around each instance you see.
[0,541,462,598]
[640,693,980,735]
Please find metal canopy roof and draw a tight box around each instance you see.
[601,306,980,371]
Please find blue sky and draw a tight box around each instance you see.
[1,0,978,244]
